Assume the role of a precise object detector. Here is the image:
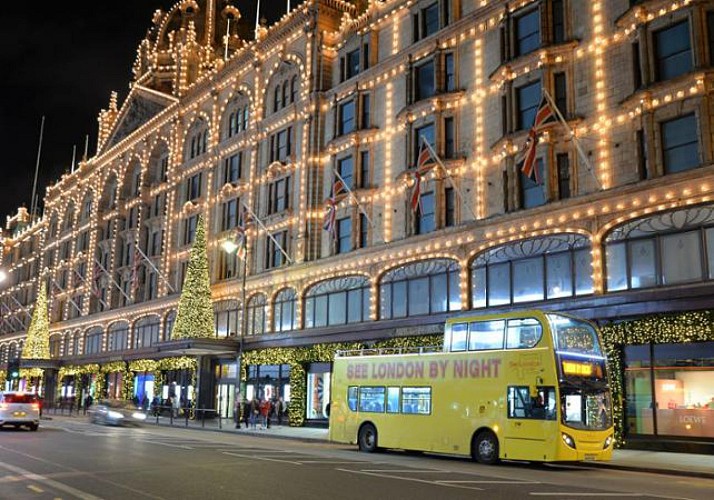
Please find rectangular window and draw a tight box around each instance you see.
[629,238,657,288]
[417,192,436,234]
[337,217,352,254]
[636,129,648,180]
[521,158,546,209]
[358,387,385,412]
[444,116,455,159]
[359,151,370,189]
[184,216,197,245]
[271,128,292,163]
[444,52,455,92]
[662,114,699,174]
[269,178,290,214]
[160,157,169,182]
[654,21,692,81]
[363,43,370,70]
[515,9,540,56]
[552,0,565,43]
[386,387,400,413]
[346,49,360,79]
[709,12,714,66]
[445,187,455,227]
[513,257,545,303]
[339,100,356,136]
[556,153,571,199]
[338,156,354,189]
[415,60,436,101]
[359,213,369,248]
[554,72,567,116]
[450,323,468,351]
[361,94,370,129]
[517,80,541,130]
[147,272,157,300]
[547,251,573,298]
[402,387,431,415]
[506,318,543,349]
[632,41,642,91]
[187,173,202,201]
[266,231,287,269]
[150,230,162,256]
[222,199,239,231]
[224,153,242,184]
[661,231,703,285]
[414,123,436,162]
[422,3,439,38]
[508,386,556,420]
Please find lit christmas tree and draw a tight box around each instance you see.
[22,281,50,359]
[172,215,216,339]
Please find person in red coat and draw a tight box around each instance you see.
[259,399,271,429]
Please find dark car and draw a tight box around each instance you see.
[88,400,147,426]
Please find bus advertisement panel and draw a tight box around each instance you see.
[329,311,613,463]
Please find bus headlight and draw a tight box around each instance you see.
[603,436,613,449]
[561,433,576,449]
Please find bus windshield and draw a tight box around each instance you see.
[547,314,603,357]
[561,389,612,431]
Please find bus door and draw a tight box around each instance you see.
[504,386,558,461]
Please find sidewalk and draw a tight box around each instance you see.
[47,413,713,479]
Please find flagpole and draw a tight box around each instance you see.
[541,89,603,191]
[94,257,133,304]
[241,201,293,264]
[287,0,291,14]
[421,137,479,221]
[331,168,384,243]
[255,0,261,39]
[135,245,176,293]
[224,17,231,61]
[30,116,45,222]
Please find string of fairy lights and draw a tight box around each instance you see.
[0,0,711,354]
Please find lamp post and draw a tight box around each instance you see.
[221,231,248,426]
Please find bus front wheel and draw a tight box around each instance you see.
[358,423,378,453]
[472,430,499,465]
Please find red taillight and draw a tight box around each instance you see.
[31,404,40,411]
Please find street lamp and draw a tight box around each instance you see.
[222,231,248,424]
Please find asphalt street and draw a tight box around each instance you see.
[0,420,712,500]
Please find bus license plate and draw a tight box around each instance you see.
[13,411,26,417]
[584,454,597,461]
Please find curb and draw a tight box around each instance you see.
[573,461,714,480]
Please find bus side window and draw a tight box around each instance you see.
[348,386,358,412]
[506,318,543,349]
[451,323,468,351]
[359,387,386,413]
[387,387,400,413]
[468,320,505,350]
[508,386,556,420]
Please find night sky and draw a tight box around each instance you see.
[0,0,288,223]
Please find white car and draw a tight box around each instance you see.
[0,392,40,431]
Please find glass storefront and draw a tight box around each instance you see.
[246,364,290,405]
[306,363,331,421]
[625,342,714,439]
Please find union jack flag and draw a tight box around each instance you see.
[131,246,142,294]
[410,140,437,213]
[323,179,346,237]
[91,260,103,298]
[519,95,556,184]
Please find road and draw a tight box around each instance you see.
[0,419,712,500]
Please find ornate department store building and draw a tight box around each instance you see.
[2,0,714,452]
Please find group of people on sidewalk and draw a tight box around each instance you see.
[235,397,286,429]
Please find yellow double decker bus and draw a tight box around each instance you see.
[329,311,614,463]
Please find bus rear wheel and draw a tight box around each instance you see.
[472,430,499,465]
[358,423,378,453]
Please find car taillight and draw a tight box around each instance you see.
[31,404,40,411]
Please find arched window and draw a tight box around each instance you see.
[273,86,281,112]
[49,335,62,358]
[165,311,177,341]
[72,332,81,356]
[605,205,714,292]
[62,333,71,356]
[84,327,103,355]
[471,234,593,308]
[273,289,297,332]
[108,323,129,352]
[380,259,460,319]
[242,106,249,130]
[305,276,370,328]
[80,194,92,222]
[8,343,18,360]
[149,144,169,185]
[290,75,298,103]
[0,344,6,363]
[247,294,267,336]
[134,316,160,349]
[215,300,240,337]
[185,120,210,160]
[49,213,59,239]
[101,176,118,211]
[282,80,289,107]
[224,96,249,140]
[63,202,75,231]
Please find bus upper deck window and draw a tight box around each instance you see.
[468,320,505,350]
[506,318,543,349]
[451,323,468,351]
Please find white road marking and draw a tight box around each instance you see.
[0,461,102,500]
[298,461,364,464]
[359,469,449,473]
[222,452,303,465]
[27,485,45,493]
[437,480,540,484]
[336,468,483,491]
[530,494,643,497]
[143,441,193,450]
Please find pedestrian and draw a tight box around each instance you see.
[274,397,284,426]
[141,394,149,411]
[83,394,93,415]
[242,400,250,429]
[151,395,160,416]
[249,398,258,429]
[234,399,241,429]
[259,398,270,429]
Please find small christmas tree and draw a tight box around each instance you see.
[22,281,50,359]
[172,215,216,339]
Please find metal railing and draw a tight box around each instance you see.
[335,346,442,357]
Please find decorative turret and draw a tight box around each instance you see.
[97,92,119,151]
